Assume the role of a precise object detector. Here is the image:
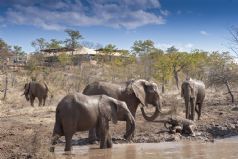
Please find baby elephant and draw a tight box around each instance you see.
[22,81,48,106]
[164,116,196,136]
[50,93,135,152]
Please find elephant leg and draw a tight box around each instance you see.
[125,112,136,139]
[197,103,203,120]
[125,121,134,140]
[190,98,195,121]
[186,106,189,119]
[30,96,35,107]
[100,131,111,149]
[50,134,61,152]
[100,120,110,149]
[43,97,46,106]
[106,133,112,148]
[185,100,189,119]
[64,133,73,152]
[38,97,43,107]
[88,128,98,144]
[195,104,199,115]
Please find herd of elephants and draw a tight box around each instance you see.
[22,78,205,152]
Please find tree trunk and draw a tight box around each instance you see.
[162,83,165,94]
[225,80,234,103]
[162,77,165,94]
[3,74,8,100]
[173,67,179,89]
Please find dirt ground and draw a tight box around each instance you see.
[1,81,238,158]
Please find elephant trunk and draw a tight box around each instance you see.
[183,86,190,119]
[141,99,161,121]
[23,92,29,101]
[124,115,135,140]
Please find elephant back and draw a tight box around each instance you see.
[29,81,48,96]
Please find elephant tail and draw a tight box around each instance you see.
[53,108,63,136]
[50,108,63,152]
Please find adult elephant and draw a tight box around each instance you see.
[22,81,48,106]
[83,79,162,141]
[181,78,205,121]
[50,93,135,152]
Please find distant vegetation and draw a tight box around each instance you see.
[1,27,238,102]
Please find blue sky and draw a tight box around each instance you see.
[0,0,238,53]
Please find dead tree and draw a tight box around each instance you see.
[225,80,234,103]
[2,74,8,100]
[208,67,238,104]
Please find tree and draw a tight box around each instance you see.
[183,50,209,80]
[131,40,156,78]
[0,38,10,51]
[103,44,117,59]
[12,45,26,63]
[47,39,62,49]
[229,26,238,56]
[0,39,12,71]
[207,51,237,103]
[166,46,178,53]
[80,41,103,49]
[13,45,25,56]
[64,29,83,55]
[131,40,155,56]
[152,49,172,93]
[97,44,117,62]
[31,38,48,52]
[166,46,189,89]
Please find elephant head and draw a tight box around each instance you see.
[99,95,135,140]
[164,117,179,130]
[22,83,30,101]
[131,80,161,121]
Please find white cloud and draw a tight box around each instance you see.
[200,30,208,36]
[2,0,166,30]
[160,9,169,16]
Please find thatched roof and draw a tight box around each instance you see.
[41,47,75,53]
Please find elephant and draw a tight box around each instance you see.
[83,79,162,142]
[50,93,135,152]
[22,81,48,106]
[181,78,205,121]
[163,116,196,136]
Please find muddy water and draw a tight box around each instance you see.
[54,137,238,159]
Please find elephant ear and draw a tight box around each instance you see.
[132,80,147,106]
[99,95,118,124]
[24,83,30,94]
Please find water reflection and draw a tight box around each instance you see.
[54,137,238,159]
